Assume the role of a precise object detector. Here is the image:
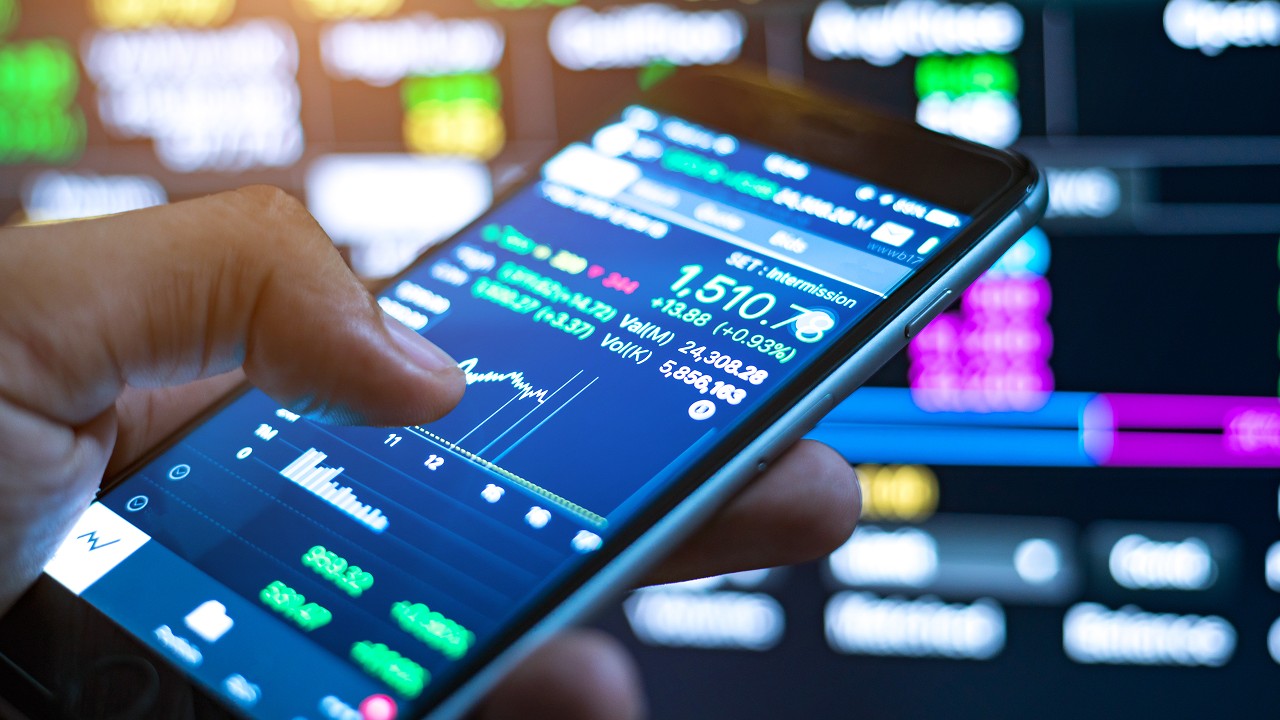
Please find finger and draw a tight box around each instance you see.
[644,440,859,586]
[0,186,464,429]
[474,630,645,720]
[106,371,247,476]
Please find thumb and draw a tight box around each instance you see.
[0,185,464,428]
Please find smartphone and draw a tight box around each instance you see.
[0,69,1045,720]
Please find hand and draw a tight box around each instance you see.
[0,187,859,718]
[0,186,465,615]
[470,440,856,720]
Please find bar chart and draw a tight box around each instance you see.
[280,448,389,533]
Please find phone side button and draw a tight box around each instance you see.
[904,289,954,339]
[788,393,834,442]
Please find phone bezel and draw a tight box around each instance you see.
[1,68,1042,720]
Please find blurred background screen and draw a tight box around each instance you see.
[1,0,1277,716]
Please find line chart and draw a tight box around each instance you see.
[414,357,607,527]
[405,425,606,528]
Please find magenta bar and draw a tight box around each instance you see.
[1099,393,1280,430]
[1105,431,1280,468]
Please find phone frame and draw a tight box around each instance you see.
[0,67,1047,720]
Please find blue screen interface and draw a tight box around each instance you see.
[45,106,971,719]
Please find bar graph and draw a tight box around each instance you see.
[280,448,389,533]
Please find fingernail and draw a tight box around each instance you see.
[384,313,455,372]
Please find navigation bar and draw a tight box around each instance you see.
[616,179,911,297]
[541,143,913,296]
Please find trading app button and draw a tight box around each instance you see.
[360,694,398,720]
[689,400,717,421]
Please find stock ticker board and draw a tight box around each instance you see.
[2,0,1279,717]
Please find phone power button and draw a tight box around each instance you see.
[905,289,954,339]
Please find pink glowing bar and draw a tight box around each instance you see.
[1088,394,1280,467]
[1096,393,1280,429]
[1103,432,1280,468]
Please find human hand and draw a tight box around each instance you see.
[469,439,857,720]
[0,186,466,613]
[0,187,859,718]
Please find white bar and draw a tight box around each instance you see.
[279,451,389,533]
[296,467,325,489]
[280,449,317,480]
[925,208,962,228]
[543,144,642,200]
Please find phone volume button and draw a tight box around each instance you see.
[795,393,834,436]
[904,289,954,339]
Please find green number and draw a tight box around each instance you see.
[671,264,702,294]
[695,274,737,304]
[722,285,753,312]
[737,292,777,320]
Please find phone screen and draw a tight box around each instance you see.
[44,106,973,719]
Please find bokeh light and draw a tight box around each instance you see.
[294,0,402,21]
[91,0,235,29]
[402,73,505,160]
[0,39,85,164]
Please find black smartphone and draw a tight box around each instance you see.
[0,69,1045,720]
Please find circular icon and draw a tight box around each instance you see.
[712,135,738,156]
[688,400,717,421]
[167,464,191,481]
[855,185,877,202]
[525,507,551,529]
[125,495,149,512]
[623,105,659,131]
[592,123,639,157]
[359,693,398,720]
[796,310,837,335]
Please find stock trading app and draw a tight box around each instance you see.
[42,107,965,718]
[6,1,1280,718]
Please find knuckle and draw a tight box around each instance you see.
[222,185,332,258]
[229,184,306,220]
